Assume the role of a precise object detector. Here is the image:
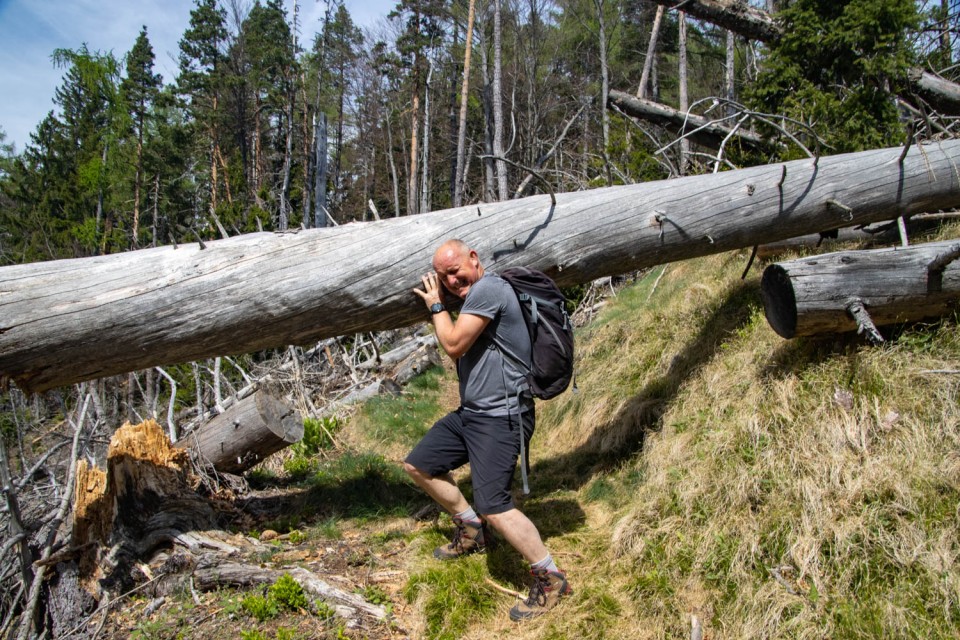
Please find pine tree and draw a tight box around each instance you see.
[746,0,919,154]
[51,46,124,255]
[121,26,162,247]
[178,0,229,231]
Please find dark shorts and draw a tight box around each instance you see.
[405,407,535,515]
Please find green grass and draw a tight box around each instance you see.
[404,559,499,640]
[354,365,446,448]
[236,226,960,640]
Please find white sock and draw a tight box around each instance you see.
[531,553,559,573]
[455,507,480,524]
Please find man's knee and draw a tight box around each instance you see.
[402,461,421,479]
[482,509,515,530]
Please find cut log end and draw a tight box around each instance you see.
[760,264,798,338]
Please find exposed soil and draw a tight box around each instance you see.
[87,481,433,640]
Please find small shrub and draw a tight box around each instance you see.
[274,628,298,640]
[241,594,278,622]
[361,584,389,605]
[314,600,336,620]
[240,631,267,640]
[293,416,340,457]
[269,574,309,612]
[282,455,315,479]
[287,529,306,544]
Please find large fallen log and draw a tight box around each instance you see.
[760,239,960,339]
[174,390,303,474]
[647,0,960,116]
[3,141,960,392]
[647,0,781,43]
[607,90,769,151]
[754,214,952,259]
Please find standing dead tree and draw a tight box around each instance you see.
[3,141,960,392]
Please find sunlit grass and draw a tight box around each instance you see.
[337,223,960,639]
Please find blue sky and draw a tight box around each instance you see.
[0,0,395,153]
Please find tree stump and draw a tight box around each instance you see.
[760,239,960,339]
[73,420,219,594]
[175,390,302,474]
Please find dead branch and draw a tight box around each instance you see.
[16,391,90,640]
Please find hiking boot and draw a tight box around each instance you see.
[509,568,572,621]
[433,516,489,560]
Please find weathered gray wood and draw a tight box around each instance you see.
[754,215,950,258]
[175,390,302,474]
[760,239,960,339]
[4,141,960,392]
[192,560,388,621]
[648,0,781,43]
[608,90,768,151]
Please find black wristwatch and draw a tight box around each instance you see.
[430,302,446,314]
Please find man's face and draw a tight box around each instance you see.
[433,246,481,299]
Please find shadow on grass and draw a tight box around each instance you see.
[528,280,761,493]
[492,496,586,585]
[238,455,424,524]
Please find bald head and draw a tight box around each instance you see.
[432,239,484,299]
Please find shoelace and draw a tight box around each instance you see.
[525,573,549,606]
[450,523,466,553]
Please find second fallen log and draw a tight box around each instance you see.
[175,390,302,473]
[760,239,960,339]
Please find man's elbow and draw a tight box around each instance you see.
[445,344,467,359]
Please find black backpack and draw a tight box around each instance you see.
[498,267,575,400]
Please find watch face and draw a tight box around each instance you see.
[431,303,444,314]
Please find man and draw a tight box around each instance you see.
[406,239,572,621]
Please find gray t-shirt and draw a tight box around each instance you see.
[457,273,534,416]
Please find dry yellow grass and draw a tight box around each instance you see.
[526,227,960,639]
[343,224,960,639]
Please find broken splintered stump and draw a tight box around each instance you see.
[760,239,960,339]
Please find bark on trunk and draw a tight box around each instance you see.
[678,11,689,174]
[608,89,768,151]
[174,390,302,474]
[596,0,613,185]
[908,67,960,115]
[492,0,509,201]
[4,141,960,392]
[646,0,781,43]
[761,239,960,339]
[315,111,329,227]
[638,5,664,99]
[453,0,477,208]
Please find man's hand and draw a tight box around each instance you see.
[413,271,444,311]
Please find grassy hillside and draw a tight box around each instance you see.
[120,225,959,640]
[350,224,960,639]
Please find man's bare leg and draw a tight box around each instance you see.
[403,462,470,515]
[484,508,549,564]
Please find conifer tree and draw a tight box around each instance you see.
[747,0,919,154]
[178,0,229,230]
[121,26,162,247]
